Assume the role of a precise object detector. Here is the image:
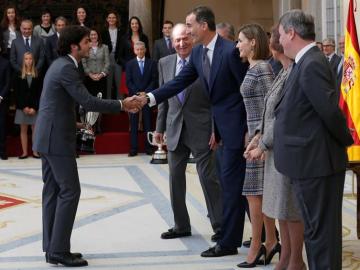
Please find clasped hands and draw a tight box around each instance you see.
[121,92,148,113]
[243,133,265,161]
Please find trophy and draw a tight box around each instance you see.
[147,131,167,164]
[76,93,102,153]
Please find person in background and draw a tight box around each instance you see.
[235,23,276,268]
[0,32,11,160]
[102,11,125,99]
[72,5,92,28]
[336,36,345,101]
[1,5,20,59]
[46,16,67,66]
[216,22,235,42]
[33,7,56,42]
[126,41,157,156]
[14,52,41,159]
[315,41,323,51]
[322,37,342,76]
[245,25,305,270]
[152,20,175,61]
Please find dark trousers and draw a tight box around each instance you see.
[292,171,345,270]
[217,146,247,248]
[0,100,7,155]
[41,154,81,253]
[129,106,152,152]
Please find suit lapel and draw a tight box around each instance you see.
[209,37,223,92]
[170,56,183,107]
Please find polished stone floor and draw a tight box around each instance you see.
[0,154,358,269]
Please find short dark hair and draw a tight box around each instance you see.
[90,28,103,47]
[40,7,52,17]
[189,6,216,31]
[163,20,174,27]
[238,23,270,60]
[58,25,90,56]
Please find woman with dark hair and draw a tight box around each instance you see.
[102,11,125,98]
[245,25,305,270]
[1,5,20,58]
[33,7,55,41]
[72,5,92,28]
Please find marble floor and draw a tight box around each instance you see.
[0,154,359,269]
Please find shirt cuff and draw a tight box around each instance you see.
[119,99,123,110]
[0,96,3,100]
[147,93,156,107]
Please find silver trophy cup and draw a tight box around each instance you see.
[147,131,167,164]
[76,93,102,153]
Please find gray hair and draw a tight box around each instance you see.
[216,22,235,41]
[171,23,187,39]
[279,9,315,41]
[134,41,145,48]
[55,16,67,25]
[322,37,335,46]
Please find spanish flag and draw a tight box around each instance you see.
[339,0,360,161]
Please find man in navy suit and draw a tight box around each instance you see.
[275,10,353,269]
[126,41,158,156]
[46,16,67,66]
[135,6,248,257]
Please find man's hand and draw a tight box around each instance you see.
[154,132,164,144]
[132,95,148,107]
[208,132,218,150]
[122,96,142,113]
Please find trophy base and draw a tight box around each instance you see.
[150,158,168,164]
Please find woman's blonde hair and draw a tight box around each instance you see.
[21,52,38,79]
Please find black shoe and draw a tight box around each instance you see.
[161,228,191,239]
[262,242,281,265]
[242,238,251,248]
[128,151,138,157]
[0,154,8,160]
[211,231,221,242]
[45,252,83,262]
[18,155,28,159]
[237,245,266,268]
[47,252,88,267]
[32,154,41,159]
[201,244,238,257]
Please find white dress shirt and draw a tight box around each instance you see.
[295,42,316,64]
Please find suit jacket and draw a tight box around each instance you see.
[119,33,150,69]
[1,28,20,53]
[0,56,11,99]
[329,53,342,75]
[10,35,45,72]
[82,45,110,75]
[33,56,121,156]
[274,46,353,179]
[152,38,176,62]
[151,35,248,149]
[15,76,41,110]
[156,54,211,151]
[45,34,59,65]
[101,28,125,65]
[125,57,158,96]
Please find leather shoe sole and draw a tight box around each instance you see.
[161,228,191,239]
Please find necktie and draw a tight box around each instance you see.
[25,38,30,51]
[167,38,172,51]
[139,60,144,75]
[177,59,187,104]
[202,47,211,85]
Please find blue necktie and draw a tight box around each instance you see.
[166,38,172,51]
[25,38,31,52]
[177,59,187,104]
[202,47,210,85]
[139,60,144,75]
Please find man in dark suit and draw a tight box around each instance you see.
[0,47,11,160]
[46,16,67,66]
[275,10,353,269]
[323,37,342,77]
[336,36,345,101]
[33,25,141,267]
[135,6,248,257]
[152,20,176,62]
[126,41,158,156]
[10,19,45,74]
[155,23,222,242]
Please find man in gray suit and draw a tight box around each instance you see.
[10,19,45,73]
[33,25,141,267]
[152,20,176,62]
[154,23,222,241]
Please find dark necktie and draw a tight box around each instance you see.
[25,38,31,52]
[139,60,144,75]
[202,47,211,85]
[177,58,187,104]
[167,38,172,51]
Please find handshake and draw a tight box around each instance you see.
[121,92,148,113]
